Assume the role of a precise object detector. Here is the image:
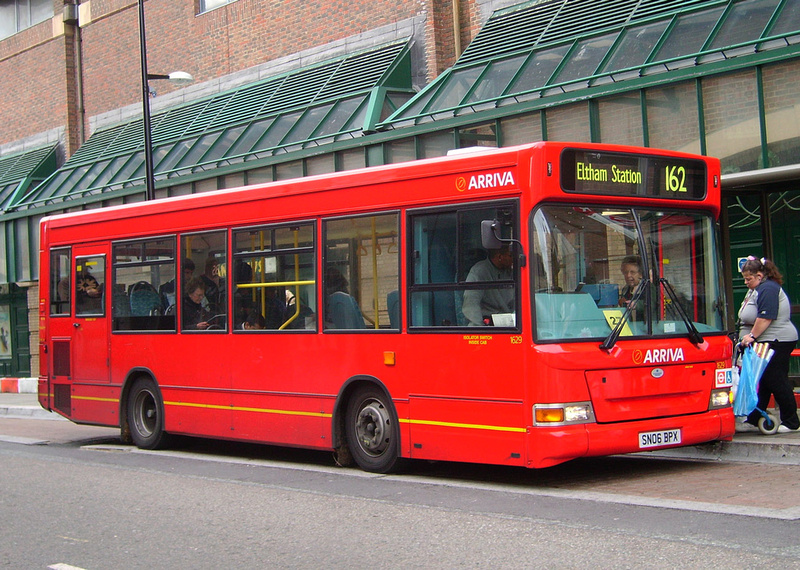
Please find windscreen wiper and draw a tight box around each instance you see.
[660,277,704,345]
[600,278,649,351]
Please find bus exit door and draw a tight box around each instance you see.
[71,246,109,384]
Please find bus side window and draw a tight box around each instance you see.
[181,231,227,332]
[50,248,71,316]
[323,213,400,331]
[232,222,316,331]
[409,202,519,329]
[112,238,176,331]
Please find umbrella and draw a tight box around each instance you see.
[733,342,774,417]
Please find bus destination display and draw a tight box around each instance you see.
[560,149,706,200]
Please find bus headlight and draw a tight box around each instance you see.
[534,402,595,426]
[709,388,731,409]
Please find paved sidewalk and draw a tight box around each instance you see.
[3,392,800,464]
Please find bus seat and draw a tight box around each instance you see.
[130,285,162,316]
[329,291,365,329]
[113,291,131,317]
[387,290,399,328]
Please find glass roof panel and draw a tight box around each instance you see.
[708,0,781,50]
[507,44,571,95]
[172,132,225,171]
[600,21,670,73]
[653,6,725,64]
[426,66,485,115]
[464,54,529,104]
[771,1,800,36]
[224,118,276,159]
[314,97,364,138]
[549,32,619,91]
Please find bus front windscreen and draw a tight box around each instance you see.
[530,205,726,342]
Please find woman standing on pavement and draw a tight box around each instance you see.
[739,256,800,433]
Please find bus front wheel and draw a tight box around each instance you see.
[127,377,169,450]
[345,387,399,473]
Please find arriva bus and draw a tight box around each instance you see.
[38,142,734,472]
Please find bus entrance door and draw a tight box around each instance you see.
[71,246,110,385]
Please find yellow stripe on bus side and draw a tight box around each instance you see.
[399,418,526,433]
[71,397,521,433]
[72,396,120,403]
[164,400,332,418]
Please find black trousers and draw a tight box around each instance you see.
[747,340,800,430]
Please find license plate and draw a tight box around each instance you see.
[638,428,682,449]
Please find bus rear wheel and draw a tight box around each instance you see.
[127,377,169,450]
[345,387,399,473]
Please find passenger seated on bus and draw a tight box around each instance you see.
[324,267,365,329]
[242,312,266,330]
[201,256,225,314]
[462,246,515,326]
[75,271,103,314]
[182,277,212,330]
[160,258,195,312]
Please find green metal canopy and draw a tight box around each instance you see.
[0,144,57,212]
[12,40,414,212]
[382,0,800,128]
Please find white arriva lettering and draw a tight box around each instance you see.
[467,171,516,190]
[642,348,685,364]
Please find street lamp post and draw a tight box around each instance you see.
[137,0,193,201]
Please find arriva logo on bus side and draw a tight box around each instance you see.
[632,348,685,365]
[456,171,516,192]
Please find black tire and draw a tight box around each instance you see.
[345,387,399,473]
[127,377,169,449]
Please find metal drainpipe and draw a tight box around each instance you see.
[453,0,461,57]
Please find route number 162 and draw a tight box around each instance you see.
[665,165,687,193]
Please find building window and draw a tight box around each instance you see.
[646,81,700,154]
[500,112,542,147]
[598,93,644,147]
[199,0,237,14]
[0,0,53,40]
[702,69,761,174]
[763,59,800,169]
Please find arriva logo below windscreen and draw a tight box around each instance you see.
[456,171,515,192]
[632,348,685,364]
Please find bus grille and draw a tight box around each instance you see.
[53,384,71,416]
[52,341,70,377]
